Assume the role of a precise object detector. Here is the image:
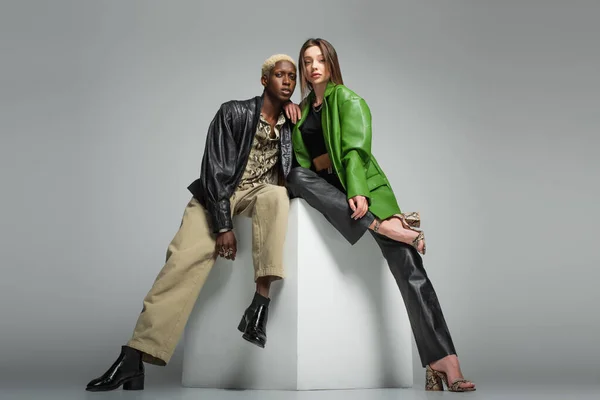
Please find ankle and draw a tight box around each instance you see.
[374,219,393,236]
[255,278,271,298]
[430,355,459,370]
[368,219,377,231]
[255,289,269,298]
[122,346,143,362]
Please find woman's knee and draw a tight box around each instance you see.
[287,167,314,185]
[285,168,313,197]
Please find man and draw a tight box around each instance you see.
[85,54,297,392]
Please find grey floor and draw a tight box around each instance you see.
[3,384,600,400]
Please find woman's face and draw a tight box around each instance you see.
[303,45,330,86]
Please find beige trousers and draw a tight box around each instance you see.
[127,183,289,365]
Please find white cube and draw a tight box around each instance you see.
[182,198,413,390]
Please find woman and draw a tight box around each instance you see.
[284,38,475,392]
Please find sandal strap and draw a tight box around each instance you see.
[449,379,473,391]
[412,231,424,246]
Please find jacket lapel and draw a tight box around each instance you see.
[251,95,263,135]
[322,81,339,176]
[291,98,312,168]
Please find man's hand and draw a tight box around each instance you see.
[348,195,368,220]
[215,231,237,260]
[283,101,302,124]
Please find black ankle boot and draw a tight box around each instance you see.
[85,345,145,391]
[237,292,270,348]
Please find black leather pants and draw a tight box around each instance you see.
[286,167,456,366]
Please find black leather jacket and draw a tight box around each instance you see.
[187,95,292,233]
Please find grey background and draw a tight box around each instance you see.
[1,0,598,390]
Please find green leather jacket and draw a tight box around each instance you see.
[292,81,402,219]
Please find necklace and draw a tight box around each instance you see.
[312,102,323,113]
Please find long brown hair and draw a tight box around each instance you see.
[298,38,344,101]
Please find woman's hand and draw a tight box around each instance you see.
[348,195,368,219]
[283,101,302,124]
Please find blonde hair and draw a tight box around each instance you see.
[261,54,296,77]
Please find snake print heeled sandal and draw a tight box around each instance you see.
[425,365,476,392]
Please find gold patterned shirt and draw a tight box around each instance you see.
[237,112,286,190]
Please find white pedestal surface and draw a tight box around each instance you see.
[182,198,412,390]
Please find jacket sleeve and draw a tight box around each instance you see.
[339,96,372,200]
[200,104,238,233]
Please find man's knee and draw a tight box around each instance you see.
[257,185,290,209]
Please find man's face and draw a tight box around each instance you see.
[262,60,297,102]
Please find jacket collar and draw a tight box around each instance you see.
[307,81,338,103]
[251,93,264,133]
[324,80,338,97]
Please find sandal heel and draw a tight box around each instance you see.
[426,365,476,392]
[425,366,443,391]
[401,211,420,228]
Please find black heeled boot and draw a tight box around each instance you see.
[85,345,145,391]
[237,292,270,348]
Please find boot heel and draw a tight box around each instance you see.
[425,366,443,391]
[123,375,144,390]
[237,315,248,333]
